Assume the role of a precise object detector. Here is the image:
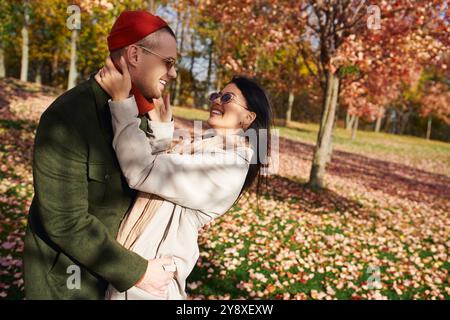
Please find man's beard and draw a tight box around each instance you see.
[143,93,154,102]
[141,85,158,101]
[139,78,165,101]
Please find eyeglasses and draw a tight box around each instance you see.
[135,45,177,71]
[208,92,249,110]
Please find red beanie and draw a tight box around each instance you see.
[107,10,168,52]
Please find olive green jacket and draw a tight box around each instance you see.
[24,77,148,299]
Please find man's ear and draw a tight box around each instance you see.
[125,45,139,68]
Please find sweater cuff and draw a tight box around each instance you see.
[148,119,174,138]
[108,95,138,123]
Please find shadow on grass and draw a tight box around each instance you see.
[279,137,450,208]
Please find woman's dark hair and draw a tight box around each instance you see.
[229,76,273,207]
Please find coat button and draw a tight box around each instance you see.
[104,174,110,181]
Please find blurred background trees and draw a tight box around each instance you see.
[0,0,448,186]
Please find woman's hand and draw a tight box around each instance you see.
[149,92,172,122]
[95,56,131,101]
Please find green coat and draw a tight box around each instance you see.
[24,77,148,299]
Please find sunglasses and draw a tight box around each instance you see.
[208,92,248,110]
[135,45,177,71]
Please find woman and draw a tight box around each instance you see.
[97,57,273,299]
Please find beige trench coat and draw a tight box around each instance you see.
[105,96,253,300]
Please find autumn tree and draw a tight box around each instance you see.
[419,58,450,140]
[295,0,449,188]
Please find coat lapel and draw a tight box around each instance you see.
[89,75,149,151]
[90,76,114,147]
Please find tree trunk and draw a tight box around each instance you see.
[202,40,214,110]
[145,0,155,12]
[308,71,340,189]
[375,115,382,132]
[374,107,384,132]
[216,71,222,91]
[20,24,29,82]
[384,108,393,133]
[34,62,42,84]
[426,115,432,140]
[173,70,182,106]
[351,116,359,140]
[399,108,411,135]
[345,110,350,129]
[206,41,214,84]
[189,33,197,104]
[347,114,356,132]
[173,12,186,106]
[67,29,78,90]
[285,90,295,126]
[51,49,59,85]
[0,46,5,78]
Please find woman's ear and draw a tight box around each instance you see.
[243,111,257,129]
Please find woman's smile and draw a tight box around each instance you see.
[210,106,224,117]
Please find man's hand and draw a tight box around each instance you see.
[149,92,172,122]
[95,56,132,101]
[136,256,176,298]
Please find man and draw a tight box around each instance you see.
[23,10,178,299]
